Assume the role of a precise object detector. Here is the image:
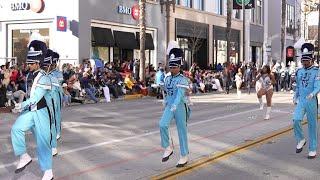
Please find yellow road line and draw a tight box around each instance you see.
[151,120,312,180]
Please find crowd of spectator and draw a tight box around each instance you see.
[0,59,300,109]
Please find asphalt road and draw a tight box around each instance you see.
[0,92,296,180]
[177,126,320,180]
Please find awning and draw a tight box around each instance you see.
[113,31,138,49]
[91,27,115,47]
[136,32,155,50]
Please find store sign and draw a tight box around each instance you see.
[118,5,132,15]
[118,4,140,20]
[131,5,140,20]
[57,16,67,32]
[11,0,45,13]
[233,0,255,9]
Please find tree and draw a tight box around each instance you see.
[281,0,287,63]
[139,0,146,82]
[187,22,205,66]
[226,0,232,64]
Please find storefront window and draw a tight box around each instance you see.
[178,38,192,69]
[90,46,110,62]
[217,40,227,65]
[113,47,120,64]
[12,29,49,65]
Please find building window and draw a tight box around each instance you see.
[194,0,204,10]
[250,8,255,23]
[233,10,241,19]
[286,4,295,34]
[177,0,192,8]
[213,0,222,15]
[256,0,262,24]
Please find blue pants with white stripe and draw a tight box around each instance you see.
[159,103,190,156]
[11,109,53,171]
[293,98,318,152]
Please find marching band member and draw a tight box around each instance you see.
[11,39,54,180]
[159,47,191,168]
[293,43,320,159]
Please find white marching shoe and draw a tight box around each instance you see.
[52,148,58,157]
[308,151,317,159]
[296,139,306,153]
[15,153,32,173]
[42,169,53,180]
[162,146,173,162]
[176,155,188,168]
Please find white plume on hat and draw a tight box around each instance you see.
[166,41,180,55]
[28,31,45,47]
[294,37,305,49]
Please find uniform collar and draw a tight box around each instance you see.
[31,69,40,75]
[304,65,314,70]
[172,73,181,77]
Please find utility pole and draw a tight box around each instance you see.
[160,0,175,65]
[242,0,246,63]
[139,0,146,82]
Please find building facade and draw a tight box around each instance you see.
[170,0,268,69]
[267,0,302,63]
[0,0,165,67]
[0,0,302,69]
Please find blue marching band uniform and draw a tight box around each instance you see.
[293,43,320,159]
[11,38,62,179]
[45,49,63,155]
[159,47,191,167]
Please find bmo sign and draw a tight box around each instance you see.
[118,5,140,20]
[11,0,45,13]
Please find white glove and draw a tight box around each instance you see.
[14,103,22,110]
[12,103,22,113]
[170,105,177,112]
[306,93,314,100]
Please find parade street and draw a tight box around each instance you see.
[1,92,318,180]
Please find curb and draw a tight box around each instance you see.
[151,120,311,180]
[123,94,144,100]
